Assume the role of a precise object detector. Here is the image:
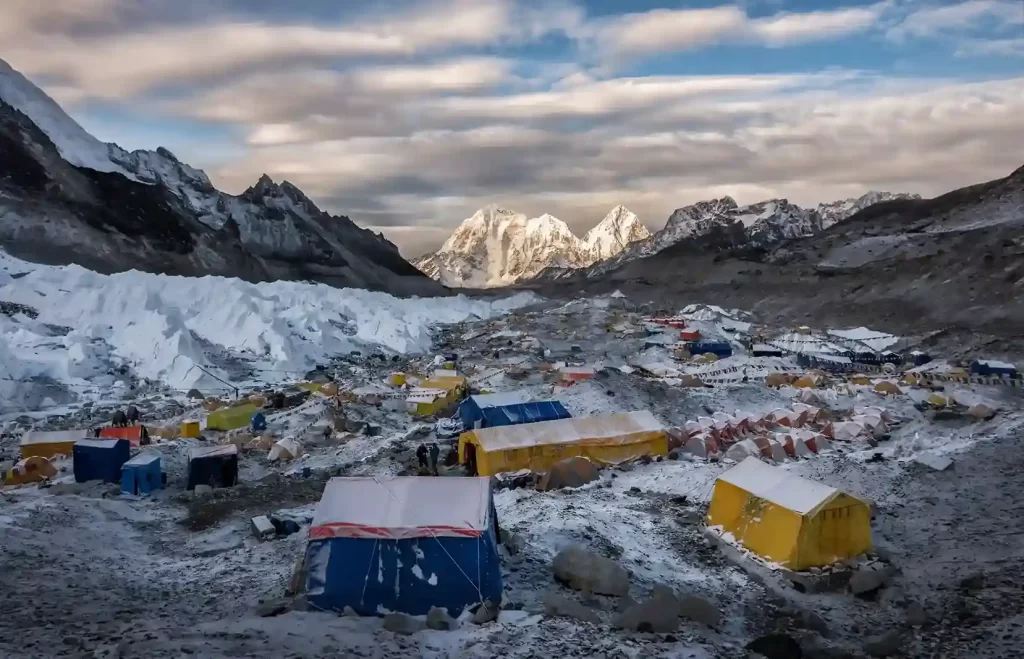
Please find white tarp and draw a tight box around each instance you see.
[468,410,663,453]
[468,391,532,409]
[21,429,89,446]
[309,476,492,540]
[718,457,839,515]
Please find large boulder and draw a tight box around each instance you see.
[552,545,630,596]
[542,592,601,624]
[382,613,424,635]
[678,593,721,627]
[537,457,600,492]
[426,606,456,631]
[613,587,679,633]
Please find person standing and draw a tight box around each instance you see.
[428,443,440,476]
[416,444,428,473]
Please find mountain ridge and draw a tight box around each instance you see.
[0,57,438,295]
[412,204,651,287]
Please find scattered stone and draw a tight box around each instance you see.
[342,606,359,617]
[746,633,802,659]
[471,599,500,625]
[614,593,679,633]
[426,606,456,631]
[849,566,891,597]
[505,532,527,556]
[678,593,721,627]
[914,453,953,471]
[186,389,204,400]
[959,571,985,591]
[864,630,902,657]
[543,592,601,624]
[906,601,927,627]
[382,612,424,635]
[801,610,830,636]
[537,457,600,491]
[552,545,631,596]
[257,599,289,617]
[193,484,214,496]
[250,515,276,541]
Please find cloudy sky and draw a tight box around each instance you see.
[3,0,1022,256]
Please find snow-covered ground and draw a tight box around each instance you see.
[0,250,537,411]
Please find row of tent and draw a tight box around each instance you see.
[19,427,149,460]
[302,460,875,615]
[4,437,164,495]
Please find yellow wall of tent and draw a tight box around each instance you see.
[458,411,667,477]
[20,431,85,459]
[708,464,872,570]
[207,403,259,431]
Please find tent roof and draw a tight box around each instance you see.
[310,476,492,540]
[21,430,89,445]
[467,410,662,453]
[190,444,238,459]
[75,439,124,449]
[468,391,532,409]
[718,457,841,515]
[975,359,1015,369]
[124,452,160,467]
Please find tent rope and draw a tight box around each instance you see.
[371,476,487,603]
[360,538,380,609]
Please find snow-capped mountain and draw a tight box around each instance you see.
[413,204,650,287]
[0,58,438,295]
[581,191,919,279]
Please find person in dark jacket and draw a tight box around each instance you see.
[112,410,127,427]
[126,406,140,425]
[428,443,440,476]
[416,444,428,472]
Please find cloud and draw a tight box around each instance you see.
[585,3,887,60]
[2,0,532,100]
[956,37,1024,57]
[197,74,1024,255]
[887,0,1024,41]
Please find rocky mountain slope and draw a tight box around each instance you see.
[534,165,1024,356]
[413,204,650,287]
[575,191,919,280]
[0,58,439,295]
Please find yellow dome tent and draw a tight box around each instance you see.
[873,381,903,396]
[708,457,873,570]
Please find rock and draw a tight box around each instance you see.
[746,633,802,659]
[614,594,679,633]
[678,593,721,627]
[677,510,702,525]
[257,599,289,617]
[906,601,927,627]
[187,389,204,400]
[914,453,953,471]
[667,449,681,460]
[543,592,601,624]
[505,532,527,556]
[849,567,890,597]
[864,630,902,657]
[382,613,424,635]
[959,571,985,591]
[250,515,276,541]
[552,545,631,596]
[426,606,456,631]
[342,606,359,617]
[471,599,500,625]
[802,611,830,636]
[289,595,308,612]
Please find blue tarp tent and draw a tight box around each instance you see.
[305,476,502,616]
[686,341,733,359]
[970,360,1019,377]
[73,439,130,483]
[459,392,571,430]
[121,452,162,495]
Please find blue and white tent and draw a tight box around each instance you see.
[305,476,502,616]
[459,391,571,430]
[73,439,130,484]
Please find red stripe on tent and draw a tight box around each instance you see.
[309,522,484,540]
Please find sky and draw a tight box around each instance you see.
[2,0,1022,257]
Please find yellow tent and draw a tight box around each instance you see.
[406,389,447,416]
[4,456,58,486]
[873,381,903,396]
[20,430,88,459]
[708,457,872,570]
[850,375,872,386]
[792,375,817,389]
[207,403,259,431]
[459,411,667,477]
